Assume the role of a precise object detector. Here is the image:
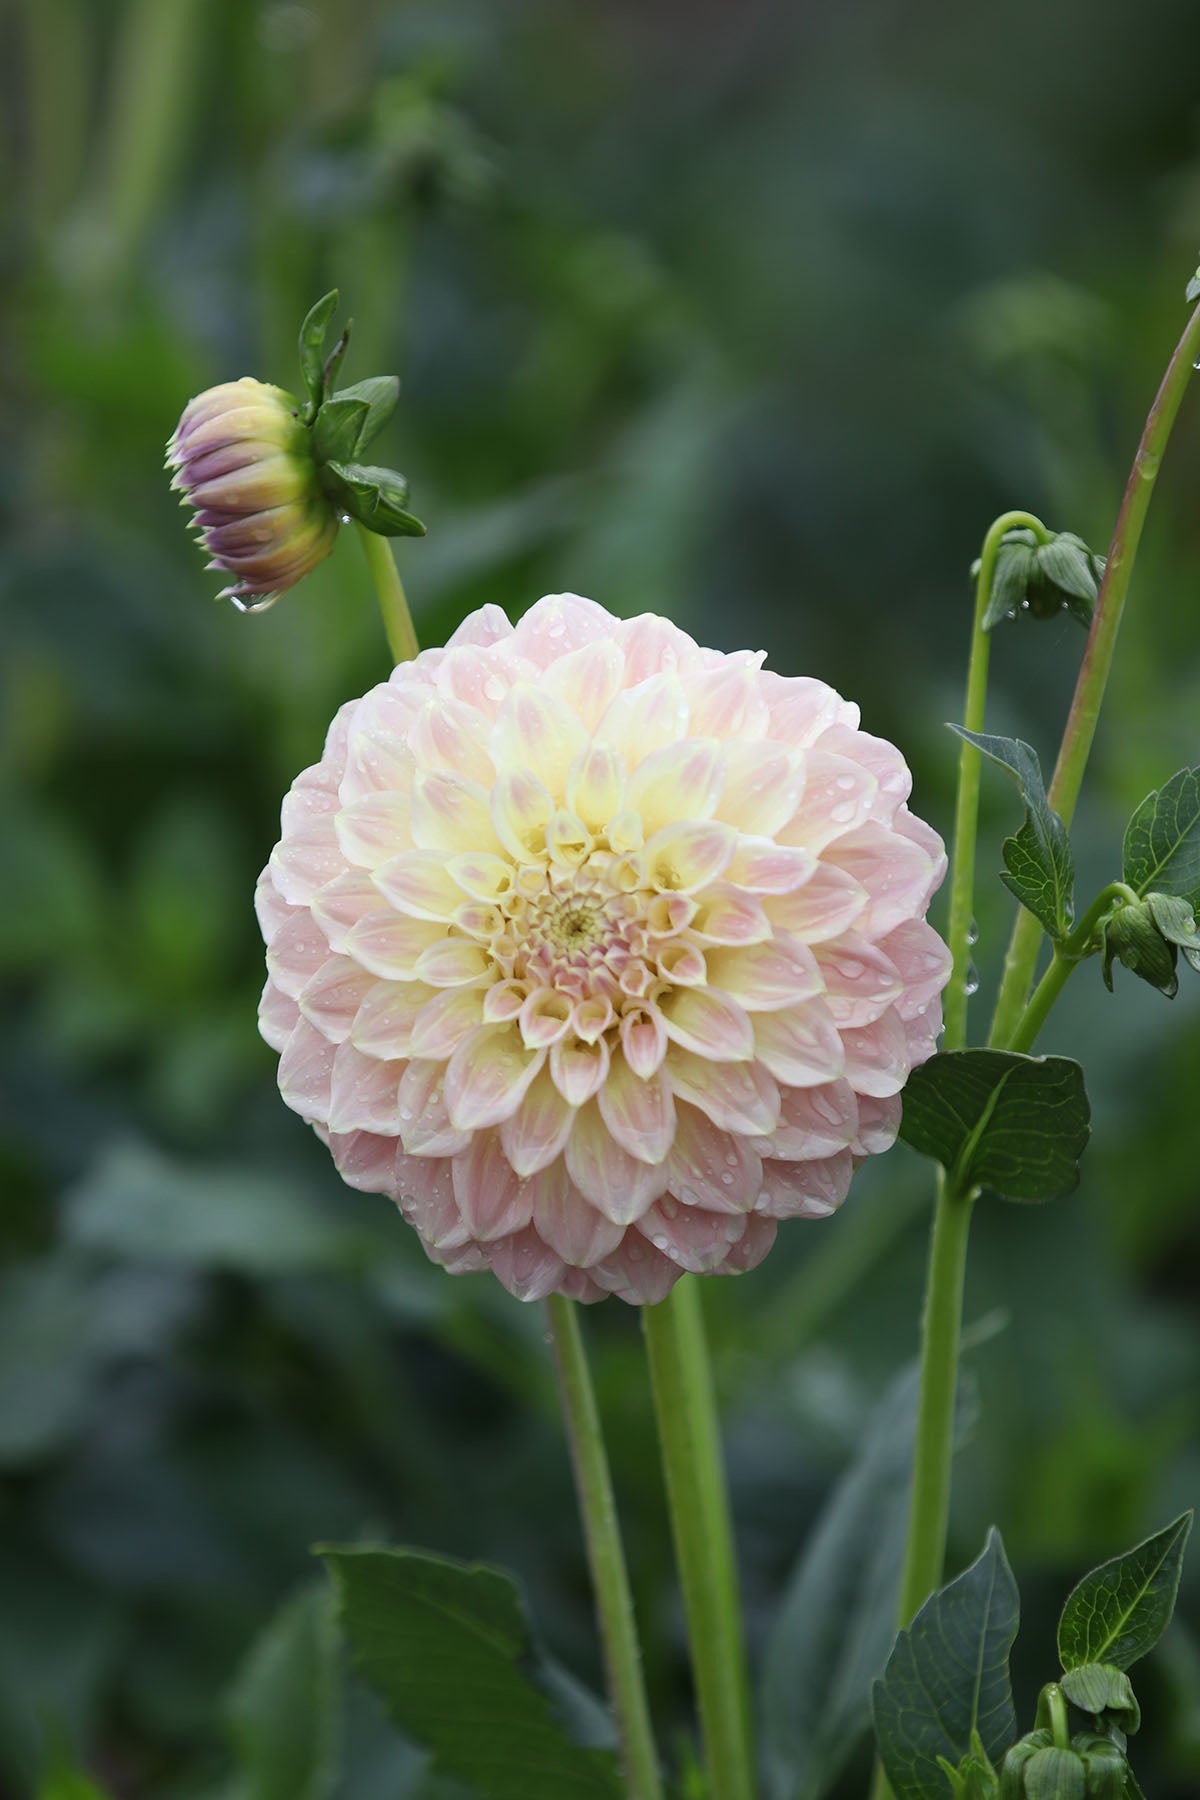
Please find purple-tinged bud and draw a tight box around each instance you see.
[167,377,339,610]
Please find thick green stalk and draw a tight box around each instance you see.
[990,299,1200,1047]
[642,1277,755,1800]
[355,523,420,664]
[546,1296,664,1800]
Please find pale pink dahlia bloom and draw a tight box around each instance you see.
[257,595,950,1305]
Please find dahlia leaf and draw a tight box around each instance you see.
[1187,265,1200,303]
[871,1529,1019,1800]
[320,1546,624,1800]
[1122,767,1200,908]
[299,290,340,412]
[898,1049,1090,1201]
[1099,901,1179,999]
[1146,893,1200,973]
[227,1584,339,1800]
[950,728,1075,939]
[760,1360,978,1800]
[1057,1513,1193,1673]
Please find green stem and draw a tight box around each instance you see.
[989,298,1200,1048]
[642,1277,755,1800]
[943,511,1050,1051]
[355,523,420,664]
[545,1296,664,1800]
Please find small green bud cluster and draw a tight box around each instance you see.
[972,527,1105,631]
[167,291,424,610]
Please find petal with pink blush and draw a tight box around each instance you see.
[490,685,588,798]
[407,698,495,786]
[396,1152,473,1249]
[434,646,512,716]
[840,1009,911,1097]
[267,909,332,999]
[664,1050,779,1137]
[410,986,487,1059]
[328,1129,399,1195]
[530,1160,625,1264]
[339,729,417,805]
[644,820,736,893]
[413,939,494,987]
[396,1061,471,1157]
[328,1042,403,1135]
[350,979,429,1060]
[344,911,446,980]
[726,838,816,894]
[310,868,384,951]
[518,987,574,1048]
[639,1199,747,1273]
[259,978,300,1053]
[893,808,948,897]
[853,1092,902,1156]
[619,1006,668,1078]
[667,1103,763,1212]
[752,1001,846,1087]
[500,1068,576,1175]
[782,751,878,852]
[683,664,770,739]
[597,1057,675,1164]
[445,602,513,649]
[490,768,554,863]
[688,887,772,946]
[878,918,953,1020]
[765,864,869,943]
[817,724,912,821]
[564,1101,666,1222]
[409,770,501,858]
[298,958,378,1043]
[334,791,413,868]
[443,1024,545,1131]
[566,744,626,830]
[705,939,822,1011]
[825,823,937,936]
[550,1034,611,1106]
[756,1150,853,1219]
[595,675,690,767]
[592,1234,682,1305]
[487,1226,566,1302]
[372,850,465,921]
[514,593,616,662]
[627,738,724,835]
[619,614,704,685]
[278,1018,336,1123]
[815,935,904,1027]
[714,742,805,837]
[269,811,344,905]
[540,640,627,732]
[764,674,855,745]
[451,1132,536,1241]
[254,868,294,943]
[769,1080,859,1160]
[659,986,754,1061]
[719,1211,778,1274]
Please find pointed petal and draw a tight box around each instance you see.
[664,1050,779,1136]
[490,684,588,798]
[705,938,822,1011]
[627,738,725,835]
[328,1042,402,1134]
[638,1200,747,1272]
[487,1226,566,1302]
[350,978,431,1059]
[878,919,952,1020]
[725,838,816,894]
[667,1103,763,1212]
[769,1080,859,1160]
[267,909,332,999]
[409,769,501,856]
[310,867,384,951]
[659,986,754,1060]
[713,742,805,836]
[451,1131,535,1240]
[597,1056,676,1165]
[344,910,446,979]
[259,978,300,1052]
[334,791,412,868]
[530,1159,625,1264]
[688,886,773,946]
[540,640,627,732]
[413,939,495,987]
[853,1092,903,1155]
[397,1061,471,1156]
[566,744,626,831]
[298,957,378,1042]
[755,1150,853,1219]
[765,864,869,942]
[407,696,495,786]
[549,1034,611,1106]
[824,823,938,936]
[644,820,736,893]
[592,1232,682,1305]
[619,1006,668,1078]
[395,1151,472,1248]
[752,1001,845,1087]
[277,1018,336,1123]
[814,934,904,1026]
[444,1024,545,1130]
[328,1129,400,1195]
[372,850,466,920]
[410,986,487,1058]
[500,1067,576,1175]
[490,768,554,863]
[841,1010,910,1097]
[595,675,690,767]
[565,1100,666,1221]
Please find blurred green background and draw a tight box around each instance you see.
[4,1,1200,1795]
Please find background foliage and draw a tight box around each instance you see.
[3,1,1200,1795]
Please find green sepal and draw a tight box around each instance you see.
[312,378,400,466]
[298,291,340,417]
[1000,1732,1052,1799]
[1100,900,1179,998]
[321,324,351,397]
[1060,1665,1141,1734]
[977,528,1104,632]
[937,1732,1001,1798]
[1070,1733,1130,1799]
[1022,1746,1087,1799]
[1122,767,1200,907]
[1058,1512,1193,1673]
[898,1049,1091,1203]
[321,461,427,536]
[950,729,1074,939]
[1146,892,1200,973]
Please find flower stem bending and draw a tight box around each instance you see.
[989,298,1200,1048]
[355,522,420,665]
[642,1277,756,1800]
[545,1295,664,1800]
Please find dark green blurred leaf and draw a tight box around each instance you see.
[320,1547,623,1800]
[951,730,1074,937]
[898,1050,1091,1201]
[1122,768,1200,906]
[227,1585,339,1800]
[1058,1514,1193,1672]
[761,1362,977,1800]
[872,1529,1019,1800]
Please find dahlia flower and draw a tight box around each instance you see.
[168,377,339,608]
[257,595,950,1304]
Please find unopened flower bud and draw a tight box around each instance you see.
[167,377,339,610]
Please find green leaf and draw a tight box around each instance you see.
[227,1585,339,1800]
[1059,1665,1140,1734]
[1146,892,1200,974]
[872,1529,1020,1800]
[320,1546,623,1800]
[1057,1513,1193,1672]
[1122,767,1200,906]
[937,1731,1001,1797]
[1022,1746,1087,1799]
[333,377,400,452]
[760,1362,977,1799]
[898,1049,1091,1202]
[313,380,400,467]
[1187,266,1200,304]
[322,462,427,536]
[299,291,340,412]
[951,730,1074,938]
[1100,900,1179,999]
